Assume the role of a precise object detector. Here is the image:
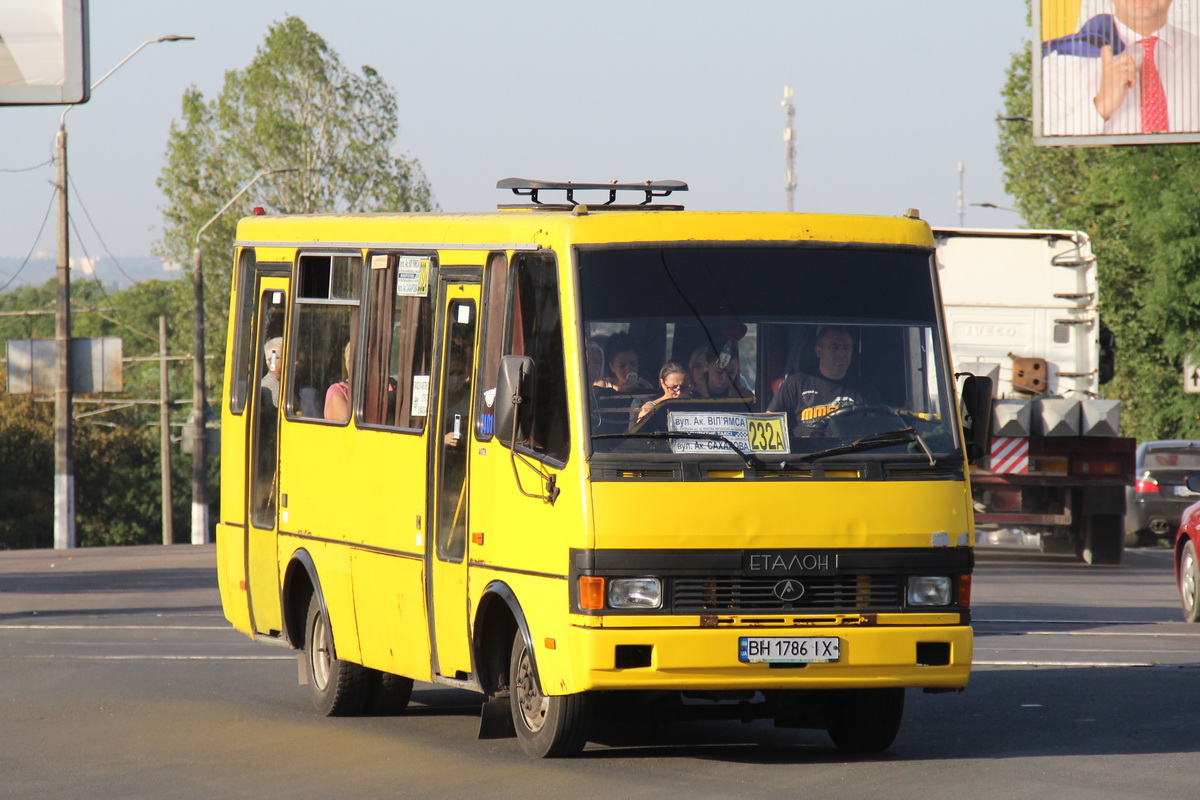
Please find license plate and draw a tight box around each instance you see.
[1176,485,1199,497]
[738,636,840,664]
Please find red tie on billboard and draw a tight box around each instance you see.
[1141,36,1169,133]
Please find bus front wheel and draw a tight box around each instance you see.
[304,594,371,716]
[823,688,905,753]
[509,632,591,757]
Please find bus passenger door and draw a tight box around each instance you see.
[246,280,288,635]
[428,279,479,678]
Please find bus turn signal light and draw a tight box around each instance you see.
[579,577,605,610]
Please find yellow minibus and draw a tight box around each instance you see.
[216,179,991,757]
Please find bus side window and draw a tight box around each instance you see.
[473,252,508,439]
[506,252,569,464]
[288,254,362,422]
[361,253,434,430]
[228,249,258,415]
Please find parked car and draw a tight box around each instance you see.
[1174,475,1200,622]
[1125,440,1200,547]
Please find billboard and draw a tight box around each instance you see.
[1034,0,1200,145]
[0,0,88,105]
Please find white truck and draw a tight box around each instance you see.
[934,228,1135,564]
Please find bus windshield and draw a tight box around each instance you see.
[578,244,958,463]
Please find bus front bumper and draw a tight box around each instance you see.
[559,622,973,693]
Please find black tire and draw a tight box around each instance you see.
[366,671,415,716]
[823,688,905,753]
[304,594,371,716]
[1180,540,1200,623]
[1080,513,1124,565]
[509,631,591,758]
[1125,528,1156,548]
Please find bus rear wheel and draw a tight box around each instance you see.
[304,594,371,716]
[823,688,905,753]
[509,631,591,757]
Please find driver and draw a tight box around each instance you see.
[768,326,871,436]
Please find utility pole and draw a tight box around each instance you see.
[53,125,73,549]
[51,35,193,549]
[159,315,174,546]
[782,85,796,212]
[191,167,296,545]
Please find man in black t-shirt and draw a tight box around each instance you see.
[768,327,869,436]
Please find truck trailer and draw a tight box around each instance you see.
[935,228,1134,564]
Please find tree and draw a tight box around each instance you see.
[997,20,1200,441]
[156,16,435,403]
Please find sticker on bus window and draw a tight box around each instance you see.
[370,254,389,270]
[411,375,430,416]
[396,256,431,297]
[666,411,789,455]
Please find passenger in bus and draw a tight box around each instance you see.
[636,361,687,422]
[324,342,352,421]
[768,326,869,435]
[260,337,283,409]
[595,332,653,394]
[689,346,737,399]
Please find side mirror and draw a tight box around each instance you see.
[1186,474,1200,493]
[495,355,535,448]
[959,374,994,465]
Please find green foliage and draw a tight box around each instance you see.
[0,396,52,549]
[997,37,1200,441]
[156,16,435,405]
[0,276,201,550]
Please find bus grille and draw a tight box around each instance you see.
[672,575,903,612]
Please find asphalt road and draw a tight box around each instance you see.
[1,543,1197,800]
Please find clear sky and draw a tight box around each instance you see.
[0,1,1032,275]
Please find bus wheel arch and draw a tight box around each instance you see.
[473,581,526,697]
[281,549,320,649]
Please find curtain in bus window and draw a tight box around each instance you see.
[474,253,509,440]
[362,255,433,429]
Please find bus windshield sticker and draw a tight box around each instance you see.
[396,256,431,297]
[411,375,430,416]
[667,412,789,455]
[370,254,388,270]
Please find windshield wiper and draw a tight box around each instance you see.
[795,426,936,466]
[593,431,768,469]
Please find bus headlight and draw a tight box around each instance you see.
[907,576,952,606]
[608,578,662,609]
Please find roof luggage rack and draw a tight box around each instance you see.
[496,178,688,211]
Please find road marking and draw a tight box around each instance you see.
[981,646,1199,654]
[976,619,1178,625]
[16,654,294,661]
[975,660,1162,667]
[0,624,231,631]
[981,630,1200,638]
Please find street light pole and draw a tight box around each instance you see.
[52,35,194,550]
[190,168,296,545]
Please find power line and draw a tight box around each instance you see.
[0,158,54,173]
[0,186,56,293]
[67,173,141,287]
